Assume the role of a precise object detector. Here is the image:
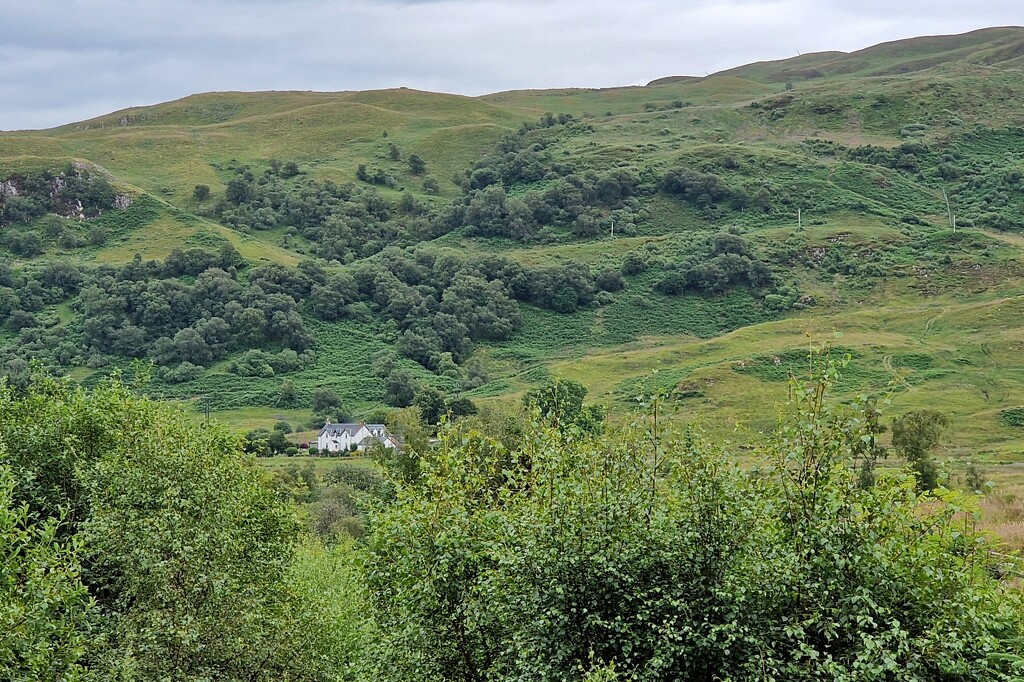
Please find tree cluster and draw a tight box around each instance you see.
[366,359,1024,681]
[0,245,312,378]
[1,375,368,681]
[0,167,117,227]
[212,164,433,261]
[661,166,749,210]
[653,232,774,296]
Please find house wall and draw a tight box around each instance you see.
[318,425,375,452]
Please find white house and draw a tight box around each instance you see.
[317,421,400,453]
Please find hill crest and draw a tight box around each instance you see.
[649,25,1024,86]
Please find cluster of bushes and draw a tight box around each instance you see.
[435,114,653,241]
[847,127,1024,232]
[347,248,604,369]
[0,244,310,377]
[1,168,119,257]
[0,233,614,390]
[356,152,425,188]
[450,168,643,241]
[210,163,425,261]
[366,362,1024,681]
[226,348,311,377]
[1,376,369,681]
[0,166,117,226]
[847,140,931,172]
[303,462,396,541]
[661,166,749,210]
[77,260,312,370]
[649,233,773,296]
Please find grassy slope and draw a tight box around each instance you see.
[3,27,1024,474]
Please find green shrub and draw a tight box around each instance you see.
[366,355,1023,680]
[891,353,935,370]
[0,374,370,680]
[1000,407,1024,427]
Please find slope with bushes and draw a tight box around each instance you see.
[1,28,1024,463]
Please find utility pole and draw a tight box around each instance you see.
[942,188,954,232]
[798,207,802,229]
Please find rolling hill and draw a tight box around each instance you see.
[3,25,1024,476]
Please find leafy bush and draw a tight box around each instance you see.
[1000,407,1024,427]
[367,356,1023,680]
[0,374,370,680]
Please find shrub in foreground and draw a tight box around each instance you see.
[0,375,369,681]
[366,357,1024,681]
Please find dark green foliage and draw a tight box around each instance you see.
[311,387,346,417]
[621,250,648,276]
[446,396,478,417]
[385,370,417,407]
[892,409,951,491]
[67,261,312,367]
[5,230,43,257]
[595,268,625,292]
[999,407,1024,427]
[193,184,210,201]
[414,385,447,425]
[661,167,747,209]
[1,167,117,227]
[654,233,773,296]
[407,154,426,176]
[421,176,440,195]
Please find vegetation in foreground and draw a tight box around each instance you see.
[4,352,1024,681]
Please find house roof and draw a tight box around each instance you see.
[318,421,389,437]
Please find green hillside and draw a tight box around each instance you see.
[703,25,1024,83]
[3,25,1024,474]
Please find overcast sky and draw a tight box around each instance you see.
[1,0,1021,131]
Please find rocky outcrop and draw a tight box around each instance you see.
[1,167,125,225]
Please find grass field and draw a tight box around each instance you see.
[5,26,1024,513]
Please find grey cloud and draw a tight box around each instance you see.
[1,0,1021,130]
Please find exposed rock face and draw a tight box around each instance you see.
[114,194,133,209]
[0,179,18,197]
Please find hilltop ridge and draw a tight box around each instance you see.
[650,25,1024,86]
